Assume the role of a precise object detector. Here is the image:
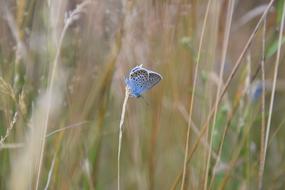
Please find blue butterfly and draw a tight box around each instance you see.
[125,65,162,97]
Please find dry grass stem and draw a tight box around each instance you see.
[204,0,235,189]
[172,1,274,188]
[1,0,284,189]
[45,121,89,138]
[44,155,56,190]
[180,0,212,189]
[35,1,91,189]
[117,87,130,190]
[258,17,267,190]
[260,1,285,188]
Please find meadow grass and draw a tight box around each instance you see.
[0,0,285,190]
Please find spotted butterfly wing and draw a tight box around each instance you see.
[126,67,149,97]
[146,71,162,90]
[125,65,162,97]
[129,64,144,74]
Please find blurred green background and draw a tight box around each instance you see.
[0,0,285,189]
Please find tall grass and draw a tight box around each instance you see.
[117,87,129,190]
[0,0,285,189]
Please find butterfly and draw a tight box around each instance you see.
[125,65,162,97]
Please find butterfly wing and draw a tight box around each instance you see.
[146,71,162,90]
[125,65,162,97]
[129,64,143,73]
[126,68,149,97]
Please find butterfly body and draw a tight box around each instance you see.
[125,65,162,97]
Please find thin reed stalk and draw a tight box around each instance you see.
[258,17,267,190]
[260,1,285,188]
[204,0,235,189]
[218,110,256,189]
[44,154,56,190]
[117,87,130,190]
[180,0,212,189]
[35,2,90,189]
[171,1,274,188]
[208,92,243,189]
[35,20,68,190]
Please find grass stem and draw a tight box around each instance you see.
[117,87,130,190]
[260,1,285,188]
[180,0,212,189]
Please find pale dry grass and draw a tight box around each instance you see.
[0,0,285,189]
